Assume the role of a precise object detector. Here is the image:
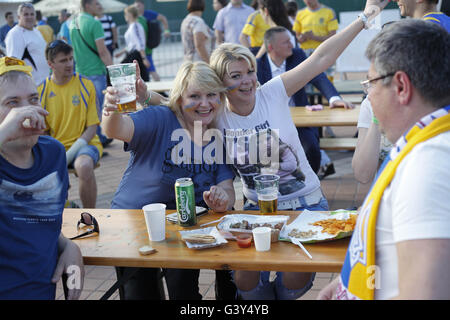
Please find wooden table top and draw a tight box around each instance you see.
[62,208,349,273]
[290,105,360,127]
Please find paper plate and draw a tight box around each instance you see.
[279,209,358,243]
[179,226,228,249]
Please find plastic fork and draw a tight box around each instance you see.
[290,237,313,260]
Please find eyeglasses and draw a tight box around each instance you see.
[360,73,395,94]
[69,212,100,240]
[48,39,66,50]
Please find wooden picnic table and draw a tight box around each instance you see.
[290,105,360,128]
[62,208,349,273]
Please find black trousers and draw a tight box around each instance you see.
[115,267,236,300]
[120,50,150,82]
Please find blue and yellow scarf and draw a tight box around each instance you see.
[339,105,450,300]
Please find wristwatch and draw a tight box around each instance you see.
[358,12,370,29]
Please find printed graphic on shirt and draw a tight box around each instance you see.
[0,171,65,219]
[223,121,305,195]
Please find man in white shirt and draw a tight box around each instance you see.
[318,19,450,300]
[213,0,254,45]
[5,3,50,85]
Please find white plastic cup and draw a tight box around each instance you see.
[252,227,272,252]
[142,203,166,241]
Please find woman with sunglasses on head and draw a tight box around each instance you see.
[210,0,389,300]
[102,61,236,300]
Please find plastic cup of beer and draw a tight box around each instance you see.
[142,203,166,241]
[107,63,137,113]
[252,227,271,251]
[253,174,280,215]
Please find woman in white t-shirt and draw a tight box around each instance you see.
[181,0,215,63]
[352,97,392,184]
[115,5,150,70]
[210,0,389,301]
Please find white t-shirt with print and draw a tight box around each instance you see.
[181,15,215,62]
[216,76,320,202]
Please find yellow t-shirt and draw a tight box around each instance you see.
[241,11,270,48]
[37,73,103,156]
[36,25,54,44]
[293,5,339,50]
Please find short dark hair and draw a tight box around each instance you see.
[285,1,298,17]
[187,0,205,12]
[263,26,288,49]
[366,19,450,108]
[81,0,95,10]
[45,40,73,62]
[5,12,13,19]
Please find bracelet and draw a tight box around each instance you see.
[142,90,152,108]
[358,12,370,30]
[372,116,379,125]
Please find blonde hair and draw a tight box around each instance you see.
[125,5,139,19]
[165,61,227,120]
[210,43,257,81]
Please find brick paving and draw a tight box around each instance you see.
[57,126,370,300]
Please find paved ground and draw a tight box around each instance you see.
[56,125,371,300]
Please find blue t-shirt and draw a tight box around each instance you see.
[0,136,68,299]
[111,106,235,210]
[144,10,159,22]
[423,12,450,32]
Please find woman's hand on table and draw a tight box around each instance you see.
[203,185,229,213]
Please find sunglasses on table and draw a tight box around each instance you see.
[69,212,100,240]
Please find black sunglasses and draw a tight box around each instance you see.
[70,212,100,240]
[48,39,67,50]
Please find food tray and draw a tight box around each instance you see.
[279,209,358,243]
[179,226,228,249]
[217,214,290,242]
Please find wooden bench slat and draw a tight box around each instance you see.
[320,138,357,150]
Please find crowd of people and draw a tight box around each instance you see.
[0,0,449,301]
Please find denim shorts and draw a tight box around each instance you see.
[236,189,329,300]
[233,271,316,300]
[85,74,107,114]
[68,144,100,167]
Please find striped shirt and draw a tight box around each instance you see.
[96,15,116,46]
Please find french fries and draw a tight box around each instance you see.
[310,215,357,236]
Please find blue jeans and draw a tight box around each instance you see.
[237,190,329,300]
[85,74,108,144]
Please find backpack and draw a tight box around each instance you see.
[146,20,161,49]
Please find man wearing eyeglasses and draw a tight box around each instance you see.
[0,57,84,300]
[318,20,450,300]
[4,3,50,85]
[38,40,102,209]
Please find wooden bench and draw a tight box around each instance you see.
[320,138,357,151]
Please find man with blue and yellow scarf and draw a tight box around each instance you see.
[318,20,450,300]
